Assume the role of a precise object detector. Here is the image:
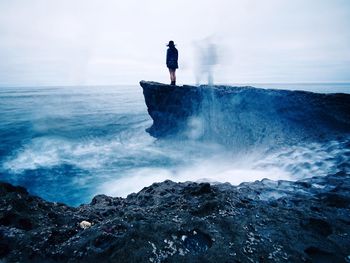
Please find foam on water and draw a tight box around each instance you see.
[255,139,350,180]
[99,138,349,197]
[0,84,349,205]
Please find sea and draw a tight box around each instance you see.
[0,83,349,206]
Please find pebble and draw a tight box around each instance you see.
[79,220,92,229]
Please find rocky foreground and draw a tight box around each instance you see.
[1,172,350,262]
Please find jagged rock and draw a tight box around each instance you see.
[1,172,350,262]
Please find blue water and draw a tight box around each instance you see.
[0,83,349,206]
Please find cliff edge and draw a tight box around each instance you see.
[140,80,350,147]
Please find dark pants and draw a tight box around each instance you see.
[168,68,176,85]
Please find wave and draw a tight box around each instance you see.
[1,84,349,205]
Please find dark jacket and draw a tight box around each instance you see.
[166,47,178,69]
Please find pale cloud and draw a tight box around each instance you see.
[0,0,349,86]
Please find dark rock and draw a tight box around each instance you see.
[301,218,333,237]
[140,81,350,146]
[0,182,28,194]
[181,229,213,253]
[0,243,10,258]
[140,81,202,137]
[320,192,350,208]
[304,246,342,263]
[18,217,33,231]
[0,171,350,262]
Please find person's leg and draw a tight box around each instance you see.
[169,69,176,85]
[170,71,174,82]
[173,69,176,85]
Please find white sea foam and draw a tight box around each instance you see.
[3,133,349,199]
[99,137,349,197]
[254,139,350,180]
[3,132,155,172]
[99,161,292,198]
[1,85,349,206]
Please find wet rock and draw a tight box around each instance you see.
[140,81,350,146]
[301,218,333,237]
[304,246,342,263]
[320,192,350,208]
[0,172,350,262]
[181,229,213,253]
[0,243,10,258]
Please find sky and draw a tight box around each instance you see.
[0,0,350,86]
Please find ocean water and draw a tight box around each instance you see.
[0,83,349,206]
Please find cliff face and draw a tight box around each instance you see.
[140,81,350,147]
[1,172,350,262]
[140,81,202,137]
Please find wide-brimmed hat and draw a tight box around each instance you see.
[167,40,175,47]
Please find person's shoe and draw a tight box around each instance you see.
[171,81,176,85]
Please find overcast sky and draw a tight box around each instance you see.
[0,0,349,86]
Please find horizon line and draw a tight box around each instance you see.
[1,81,350,88]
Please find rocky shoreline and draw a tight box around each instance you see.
[1,171,350,262]
[1,82,349,262]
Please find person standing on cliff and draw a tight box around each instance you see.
[166,40,178,85]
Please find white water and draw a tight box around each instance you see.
[0,84,349,205]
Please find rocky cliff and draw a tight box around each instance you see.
[1,171,350,262]
[140,81,350,147]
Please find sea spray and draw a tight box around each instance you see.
[1,84,349,205]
